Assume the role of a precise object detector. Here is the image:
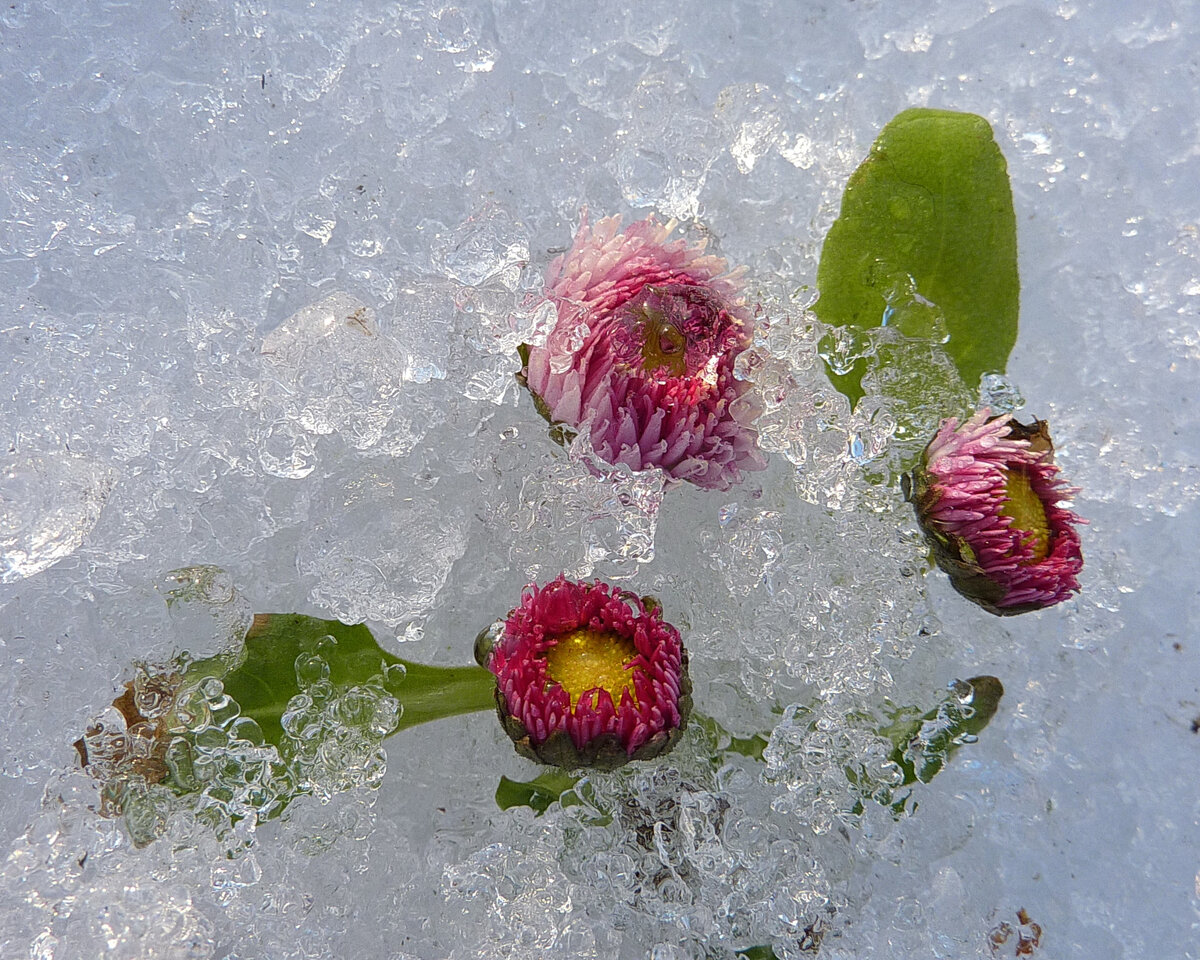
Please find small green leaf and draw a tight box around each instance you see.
[495,770,582,814]
[494,771,612,825]
[694,713,770,764]
[736,947,779,960]
[81,611,500,844]
[814,108,1019,407]
[851,675,1004,816]
[880,674,1004,787]
[186,613,497,751]
[492,714,774,819]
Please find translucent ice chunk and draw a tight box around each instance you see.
[298,484,467,627]
[506,431,665,580]
[433,204,530,291]
[0,451,117,583]
[259,292,425,458]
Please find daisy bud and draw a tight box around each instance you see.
[482,576,692,770]
[907,409,1085,615]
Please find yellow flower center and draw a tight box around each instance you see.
[999,468,1051,563]
[635,306,688,377]
[544,628,639,708]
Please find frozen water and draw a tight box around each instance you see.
[1,450,117,582]
[2,0,1199,957]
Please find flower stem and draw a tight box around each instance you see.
[387,659,497,733]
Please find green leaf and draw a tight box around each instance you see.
[492,713,772,819]
[879,674,1004,787]
[79,607,500,845]
[814,108,1019,407]
[694,713,770,764]
[849,675,1004,816]
[495,770,583,815]
[186,613,497,751]
[494,770,613,825]
[736,948,779,960]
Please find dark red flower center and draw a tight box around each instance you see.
[614,282,742,380]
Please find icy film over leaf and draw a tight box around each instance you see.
[76,605,496,844]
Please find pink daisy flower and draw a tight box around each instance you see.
[907,409,1085,615]
[522,213,766,491]
[478,576,692,770]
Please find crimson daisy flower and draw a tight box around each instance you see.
[907,409,1085,615]
[522,213,765,491]
[478,576,692,770]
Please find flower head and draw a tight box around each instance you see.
[479,576,692,770]
[522,213,765,491]
[908,409,1085,615]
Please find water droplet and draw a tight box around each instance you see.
[948,678,975,704]
[200,677,224,700]
[295,653,331,687]
[474,619,505,667]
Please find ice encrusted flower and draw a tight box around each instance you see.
[907,409,1085,615]
[478,576,692,770]
[522,213,765,491]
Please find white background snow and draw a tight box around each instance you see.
[1,0,1197,957]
